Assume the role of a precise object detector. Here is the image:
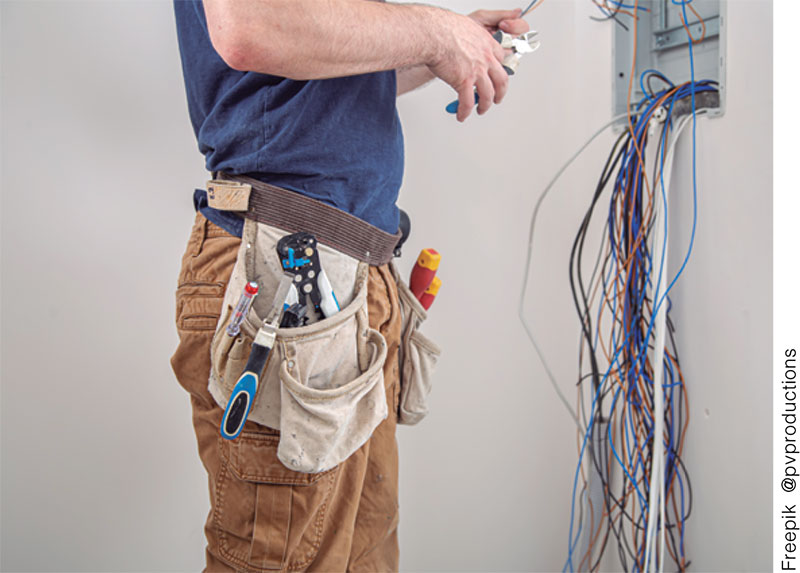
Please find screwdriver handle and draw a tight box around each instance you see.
[410,248,441,298]
[419,276,442,311]
[221,332,274,440]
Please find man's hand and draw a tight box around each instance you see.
[427,8,530,122]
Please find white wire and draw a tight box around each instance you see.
[520,110,702,571]
[518,113,628,426]
[642,113,694,573]
[644,117,668,573]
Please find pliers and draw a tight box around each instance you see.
[446,30,540,114]
[493,30,540,75]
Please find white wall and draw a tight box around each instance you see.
[0,1,771,571]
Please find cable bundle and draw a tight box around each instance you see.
[516,66,718,573]
[564,76,717,573]
[517,1,718,570]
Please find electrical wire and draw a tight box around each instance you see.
[519,82,715,570]
[520,81,715,573]
[518,112,630,426]
[566,90,700,570]
[521,0,545,17]
[589,0,648,29]
[516,0,715,569]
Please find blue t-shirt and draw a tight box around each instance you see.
[174,1,404,234]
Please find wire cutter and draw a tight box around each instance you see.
[446,30,540,114]
[494,30,540,75]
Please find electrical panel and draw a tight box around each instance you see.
[613,0,726,117]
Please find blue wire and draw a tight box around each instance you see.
[658,0,698,309]
[604,0,649,10]
[563,317,655,571]
[563,20,712,558]
[643,3,700,566]
[521,0,541,16]
[564,106,657,571]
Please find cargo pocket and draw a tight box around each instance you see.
[208,218,389,473]
[392,264,442,425]
[215,432,338,572]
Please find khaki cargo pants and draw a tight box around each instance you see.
[171,213,402,572]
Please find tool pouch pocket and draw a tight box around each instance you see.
[208,218,388,473]
[391,263,442,425]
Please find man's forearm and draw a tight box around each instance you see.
[204,0,445,80]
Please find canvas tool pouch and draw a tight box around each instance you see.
[390,263,442,425]
[209,216,389,474]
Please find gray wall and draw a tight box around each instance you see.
[0,1,771,571]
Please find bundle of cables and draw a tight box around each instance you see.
[517,0,719,569]
[563,75,717,573]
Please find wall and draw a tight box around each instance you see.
[0,1,771,571]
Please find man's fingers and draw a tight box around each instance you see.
[436,9,525,121]
[456,83,476,122]
[475,75,495,115]
[498,17,531,35]
[488,62,509,104]
[469,8,522,27]
[493,41,507,63]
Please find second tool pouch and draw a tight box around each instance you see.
[209,218,388,473]
[391,263,442,425]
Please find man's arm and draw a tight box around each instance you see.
[203,0,519,121]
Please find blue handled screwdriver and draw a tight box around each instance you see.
[220,325,274,440]
[220,274,293,440]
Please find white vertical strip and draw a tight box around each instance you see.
[645,114,693,573]
[774,1,800,571]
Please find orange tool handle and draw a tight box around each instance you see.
[409,248,441,299]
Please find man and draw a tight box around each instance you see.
[171,2,528,570]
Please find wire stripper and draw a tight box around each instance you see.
[276,232,340,320]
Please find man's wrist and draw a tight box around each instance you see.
[403,4,450,69]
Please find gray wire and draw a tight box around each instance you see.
[517,113,629,425]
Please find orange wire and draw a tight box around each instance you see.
[679,1,707,45]
[625,0,655,235]
[576,121,695,567]
[592,0,639,19]
[576,67,699,568]
[605,86,675,483]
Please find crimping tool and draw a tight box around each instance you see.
[446,30,540,114]
[277,232,341,321]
